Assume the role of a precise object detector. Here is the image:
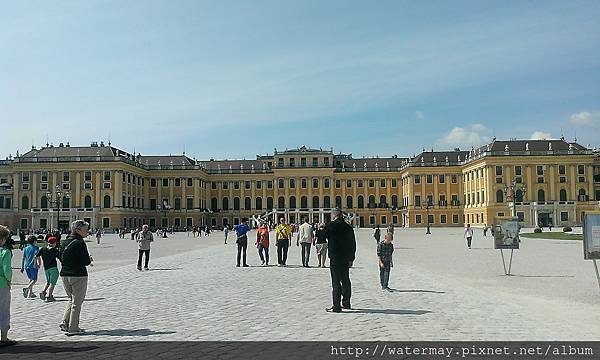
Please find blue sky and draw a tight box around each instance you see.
[1,0,599,160]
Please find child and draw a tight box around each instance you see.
[36,237,60,302]
[21,236,40,298]
[377,233,394,291]
[0,225,16,346]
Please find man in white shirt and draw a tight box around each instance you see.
[297,217,314,267]
[464,224,474,249]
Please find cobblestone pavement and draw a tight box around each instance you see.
[6,228,600,341]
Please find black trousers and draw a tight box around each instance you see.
[329,259,351,310]
[137,249,150,268]
[237,236,248,266]
[301,243,311,266]
[466,236,472,248]
[276,239,289,265]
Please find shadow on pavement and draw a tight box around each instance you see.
[55,298,105,302]
[514,274,575,278]
[349,308,431,315]
[1,344,100,353]
[81,329,177,337]
[146,268,183,271]
[388,288,445,294]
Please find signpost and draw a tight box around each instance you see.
[583,211,600,291]
[494,217,520,276]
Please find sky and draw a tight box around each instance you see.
[1,0,599,160]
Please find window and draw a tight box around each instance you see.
[537,177,544,184]
[380,179,386,188]
[267,197,273,210]
[256,197,263,210]
[561,212,569,222]
[278,158,284,167]
[415,215,422,224]
[62,183,69,190]
[369,179,375,187]
[62,197,70,208]
[21,172,30,182]
[515,189,524,202]
[267,181,273,189]
[174,178,180,187]
[560,176,567,183]
[515,166,522,176]
[301,158,306,167]
[162,179,169,187]
[560,189,567,201]
[323,196,331,208]
[414,175,421,184]
[150,178,156,187]
[517,212,524,222]
[346,196,353,208]
[41,171,49,182]
[324,179,330,188]
[84,195,92,208]
[40,183,48,190]
[357,196,364,208]
[495,166,503,176]
[300,196,307,208]
[63,171,70,182]
[426,175,433,184]
[578,165,585,175]
[245,197,251,210]
[245,181,251,189]
[357,180,364,188]
[289,158,295,167]
[538,189,546,202]
[496,190,504,203]
[559,165,566,175]
[452,175,458,183]
[187,198,194,210]
[391,179,397,187]
[415,195,421,207]
[222,197,229,210]
[381,216,387,225]
[579,176,585,183]
[223,182,229,190]
[278,197,285,209]
[174,198,181,210]
[392,195,398,207]
[210,182,216,190]
[234,197,240,210]
[234,181,240,190]
[290,179,296,188]
[278,179,284,189]
[440,215,447,224]
[188,178,193,187]
[335,180,341,188]
[312,196,320,209]
[496,177,503,184]
[537,165,544,176]
[256,181,262,189]
[103,171,111,181]
[452,214,459,224]
[515,176,522,183]
[439,175,445,184]
[312,158,318,167]
[324,158,330,167]
[103,182,111,189]
[369,216,375,225]
[21,196,29,209]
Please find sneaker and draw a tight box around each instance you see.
[243,264,249,267]
[46,296,56,302]
[28,293,37,299]
[39,291,46,301]
[137,266,142,271]
[261,260,265,265]
[385,287,393,292]
[22,288,27,298]
[325,306,342,313]
[236,264,240,267]
[59,324,68,332]
[65,329,85,336]
[144,267,149,271]
[342,304,351,310]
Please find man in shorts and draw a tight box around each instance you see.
[21,236,40,298]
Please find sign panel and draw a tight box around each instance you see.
[494,217,520,250]
[583,212,600,260]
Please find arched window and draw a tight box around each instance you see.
[267,197,274,210]
[40,196,48,209]
[222,197,229,210]
[312,196,319,209]
[84,195,92,208]
[211,197,218,211]
[559,189,567,202]
[300,196,307,208]
[256,197,263,210]
[323,196,331,208]
[515,189,524,203]
[391,195,398,207]
[335,196,342,209]
[346,196,353,209]
[21,196,29,210]
[103,195,111,208]
[62,197,70,209]
[380,195,387,207]
[579,188,586,196]
[358,195,364,208]
[368,195,376,208]
[289,196,296,209]
[244,197,251,210]
[278,196,285,209]
[289,179,295,188]
[578,188,587,201]
[537,189,545,202]
[234,197,240,210]
[496,190,504,203]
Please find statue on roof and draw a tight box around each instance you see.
[548,142,552,151]
[525,143,529,151]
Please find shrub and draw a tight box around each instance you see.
[534,227,543,233]
[563,226,572,232]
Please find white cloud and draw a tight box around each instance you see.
[530,131,552,140]
[438,124,490,148]
[570,111,600,126]
[415,111,425,120]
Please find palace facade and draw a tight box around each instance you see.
[0,139,599,231]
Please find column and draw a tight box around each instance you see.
[549,165,556,201]
[75,172,81,207]
[114,171,123,207]
[588,165,594,200]
[95,172,101,208]
[32,173,38,208]
[526,166,533,200]
[169,177,174,207]
[13,173,19,210]
[570,165,576,201]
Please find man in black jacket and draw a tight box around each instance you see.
[60,220,92,336]
[325,208,356,313]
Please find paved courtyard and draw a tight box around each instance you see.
[7,227,600,341]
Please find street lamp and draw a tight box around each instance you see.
[503,179,527,218]
[46,184,70,232]
[425,201,432,234]
[158,202,170,230]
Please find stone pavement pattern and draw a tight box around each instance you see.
[7,228,600,341]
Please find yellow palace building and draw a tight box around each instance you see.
[0,138,598,231]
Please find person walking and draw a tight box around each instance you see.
[377,233,394,291]
[373,225,381,244]
[234,219,250,267]
[95,229,102,245]
[387,224,394,236]
[275,218,292,267]
[256,222,270,266]
[136,224,154,271]
[224,225,229,244]
[298,217,313,267]
[315,223,328,267]
[37,237,60,302]
[325,208,356,313]
[0,225,16,346]
[483,224,488,237]
[60,220,93,336]
[464,224,474,249]
[21,236,40,299]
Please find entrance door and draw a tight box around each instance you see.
[538,212,550,227]
[359,216,365,228]
[58,220,70,231]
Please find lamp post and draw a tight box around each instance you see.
[425,201,432,234]
[46,184,70,232]
[158,203,170,230]
[503,179,527,218]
